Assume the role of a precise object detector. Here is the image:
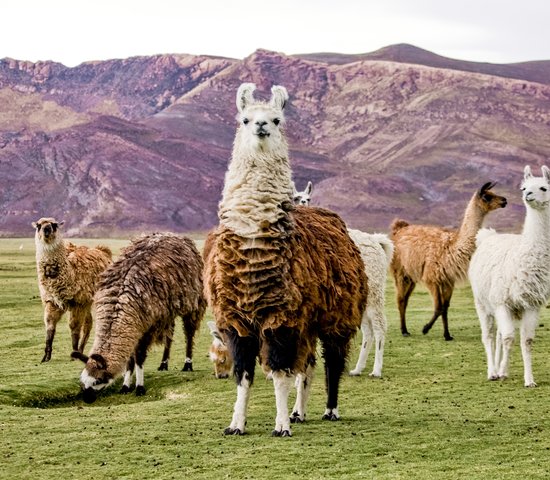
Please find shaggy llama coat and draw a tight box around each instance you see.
[73,232,205,403]
[204,83,368,436]
[469,166,550,387]
[390,183,507,340]
[33,217,112,362]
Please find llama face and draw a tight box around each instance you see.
[207,321,233,378]
[72,352,114,403]
[235,83,288,153]
[477,183,507,213]
[293,181,313,206]
[32,217,64,245]
[521,166,550,210]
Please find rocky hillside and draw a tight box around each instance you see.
[1,44,550,236]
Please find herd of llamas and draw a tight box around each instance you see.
[30,83,550,436]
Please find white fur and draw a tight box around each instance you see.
[135,365,144,388]
[228,374,250,433]
[469,165,550,387]
[218,84,292,238]
[347,229,394,378]
[272,371,294,436]
[291,366,314,422]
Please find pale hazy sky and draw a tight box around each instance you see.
[3,0,549,67]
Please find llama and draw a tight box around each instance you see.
[292,182,394,377]
[390,183,507,340]
[204,83,368,436]
[469,166,550,387]
[207,321,233,379]
[72,232,205,403]
[32,217,112,362]
[293,181,313,205]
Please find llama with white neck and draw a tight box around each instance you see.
[468,165,550,387]
[204,84,367,436]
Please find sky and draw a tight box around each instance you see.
[2,0,550,67]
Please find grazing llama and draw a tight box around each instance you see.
[73,233,205,403]
[204,83,368,436]
[207,321,233,379]
[292,181,393,377]
[390,183,507,340]
[33,218,112,362]
[469,166,550,387]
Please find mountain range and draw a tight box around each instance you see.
[1,43,550,237]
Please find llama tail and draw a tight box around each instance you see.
[390,219,409,236]
[475,228,497,247]
[96,245,113,258]
[368,233,394,266]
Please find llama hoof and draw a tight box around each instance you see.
[444,335,454,341]
[322,413,340,421]
[422,325,431,335]
[224,427,244,436]
[157,361,168,371]
[488,375,499,381]
[349,369,361,376]
[525,382,537,388]
[368,372,382,379]
[290,412,305,423]
[271,429,292,437]
[135,386,146,396]
[41,353,51,363]
[119,385,134,394]
[402,332,410,337]
[182,362,193,372]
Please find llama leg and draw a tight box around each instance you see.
[158,322,174,371]
[133,332,153,396]
[395,275,415,337]
[440,285,454,341]
[370,310,386,378]
[349,316,372,376]
[272,370,294,437]
[120,357,136,394]
[520,309,538,388]
[495,306,515,380]
[321,333,352,421]
[422,284,443,336]
[78,308,93,353]
[291,355,315,423]
[42,302,64,362]
[265,326,299,436]
[477,305,498,380]
[182,312,199,371]
[224,328,259,435]
[68,306,87,353]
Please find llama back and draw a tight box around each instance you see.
[206,207,367,339]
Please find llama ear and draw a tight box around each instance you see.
[90,353,107,370]
[207,321,225,343]
[32,221,38,229]
[291,181,297,195]
[306,181,313,195]
[71,351,89,364]
[236,83,256,113]
[542,166,550,183]
[270,85,289,111]
[479,182,496,195]
[524,166,533,180]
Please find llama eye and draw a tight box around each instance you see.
[273,118,280,126]
[243,118,249,125]
[521,187,526,191]
[541,187,547,192]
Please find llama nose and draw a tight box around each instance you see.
[256,121,268,127]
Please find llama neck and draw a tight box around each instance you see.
[521,205,550,251]
[35,237,68,267]
[218,134,293,238]
[454,193,486,254]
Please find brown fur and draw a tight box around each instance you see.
[205,205,367,386]
[390,183,506,340]
[33,217,112,362]
[77,232,206,400]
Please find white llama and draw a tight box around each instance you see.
[292,182,393,378]
[468,165,550,387]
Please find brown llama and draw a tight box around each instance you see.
[204,83,368,437]
[390,183,507,340]
[72,232,205,403]
[33,217,112,362]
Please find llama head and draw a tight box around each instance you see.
[293,181,313,206]
[207,321,233,379]
[521,165,550,210]
[477,182,507,213]
[32,217,64,246]
[71,351,114,403]
[235,83,289,153]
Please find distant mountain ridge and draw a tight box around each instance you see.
[1,44,550,237]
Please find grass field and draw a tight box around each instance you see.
[1,237,550,479]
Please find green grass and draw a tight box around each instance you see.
[1,238,550,479]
